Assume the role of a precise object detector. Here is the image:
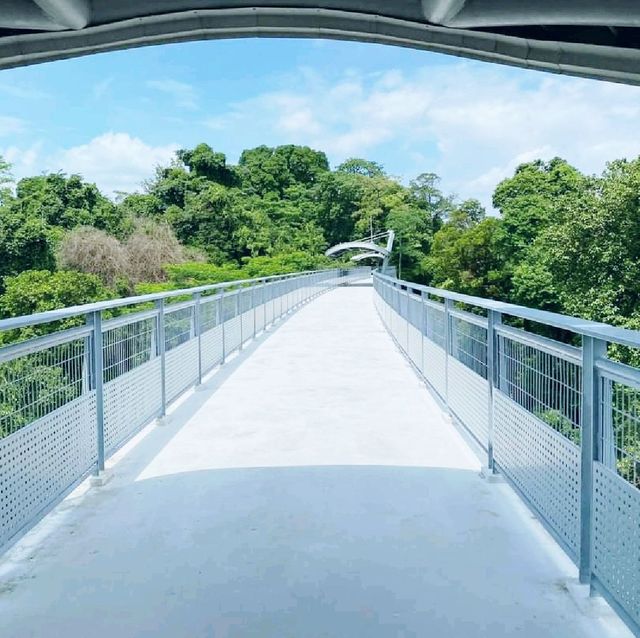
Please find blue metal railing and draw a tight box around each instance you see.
[373,271,640,636]
[0,267,369,552]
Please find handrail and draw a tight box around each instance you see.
[373,270,640,636]
[375,271,640,349]
[0,269,336,331]
[0,266,371,557]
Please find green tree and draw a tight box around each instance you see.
[409,172,451,232]
[337,158,384,178]
[0,269,110,320]
[177,143,237,186]
[0,154,13,206]
[0,206,56,285]
[426,217,506,298]
[16,173,129,236]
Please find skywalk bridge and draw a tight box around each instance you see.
[0,268,639,637]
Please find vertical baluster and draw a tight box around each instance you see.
[194,293,202,386]
[252,284,256,339]
[90,310,105,474]
[155,299,167,419]
[238,290,243,351]
[221,289,226,364]
[579,335,606,585]
[487,310,502,472]
[444,298,453,406]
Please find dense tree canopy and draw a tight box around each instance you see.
[0,141,639,343]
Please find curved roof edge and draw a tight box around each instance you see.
[351,252,384,262]
[0,9,640,84]
[326,240,390,258]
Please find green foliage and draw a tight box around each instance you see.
[0,355,80,438]
[16,173,130,237]
[337,158,384,178]
[535,409,580,445]
[178,143,237,186]
[238,145,329,197]
[163,262,245,288]
[0,270,109,324]
[493,158,585,272]
[117,192,163,220]
[0,205,56,284]
[426,217,506,297]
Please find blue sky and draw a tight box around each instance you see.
[1,37,640,209]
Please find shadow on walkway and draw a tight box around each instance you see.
[0,464,608,638]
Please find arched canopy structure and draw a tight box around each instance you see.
[1,2,640,83]
[351,252,384,263]
[326,241,390,260]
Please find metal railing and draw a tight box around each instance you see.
[0,267,369,551]
[373,270,640,635]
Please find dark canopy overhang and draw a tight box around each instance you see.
[1,2,640,83]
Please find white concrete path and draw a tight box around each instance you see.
[0,284,631,637]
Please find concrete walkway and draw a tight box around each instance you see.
[0,284,631,638]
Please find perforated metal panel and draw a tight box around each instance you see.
[593,461,640,627]
[241,310,254,345]
[408,294,422,329]
[0,268,356,553]
[201,325,223,372]
[223,316,241,355]
[423,338,446,399]
[104,357,161,454]
[424,302,445,349]
[408,324,422,369]
[0,392,97,547]
[166,338,199,403]
[391,308,404,345]
[253,303,264,333]
[266,298,275,325]
[494,390,580,556]
[448,356,489,446]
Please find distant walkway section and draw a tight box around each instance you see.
[0,285,631,638]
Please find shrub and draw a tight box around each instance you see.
[58,226,127,286]
[124,220,205,284]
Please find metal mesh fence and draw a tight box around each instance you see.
[0,333,87,439]
[498,332,582,444]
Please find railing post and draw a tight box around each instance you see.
[263,280,267,330]
[89,310,105,474]
[579,335,606,585]
[405,290,409,351]
[220,289,226,364]
[238,290,243,351]
[444,298,453,406]
[194,293,202,386]
[252,284,256,339]
[155,299,167,418]
[420,293,425,374]
[487,310,501,472]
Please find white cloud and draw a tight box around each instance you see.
[48,132,178,196]
[147,79,198,110]
[203,63,640,209]
[0,115,25,137]
[2,141,43,177]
